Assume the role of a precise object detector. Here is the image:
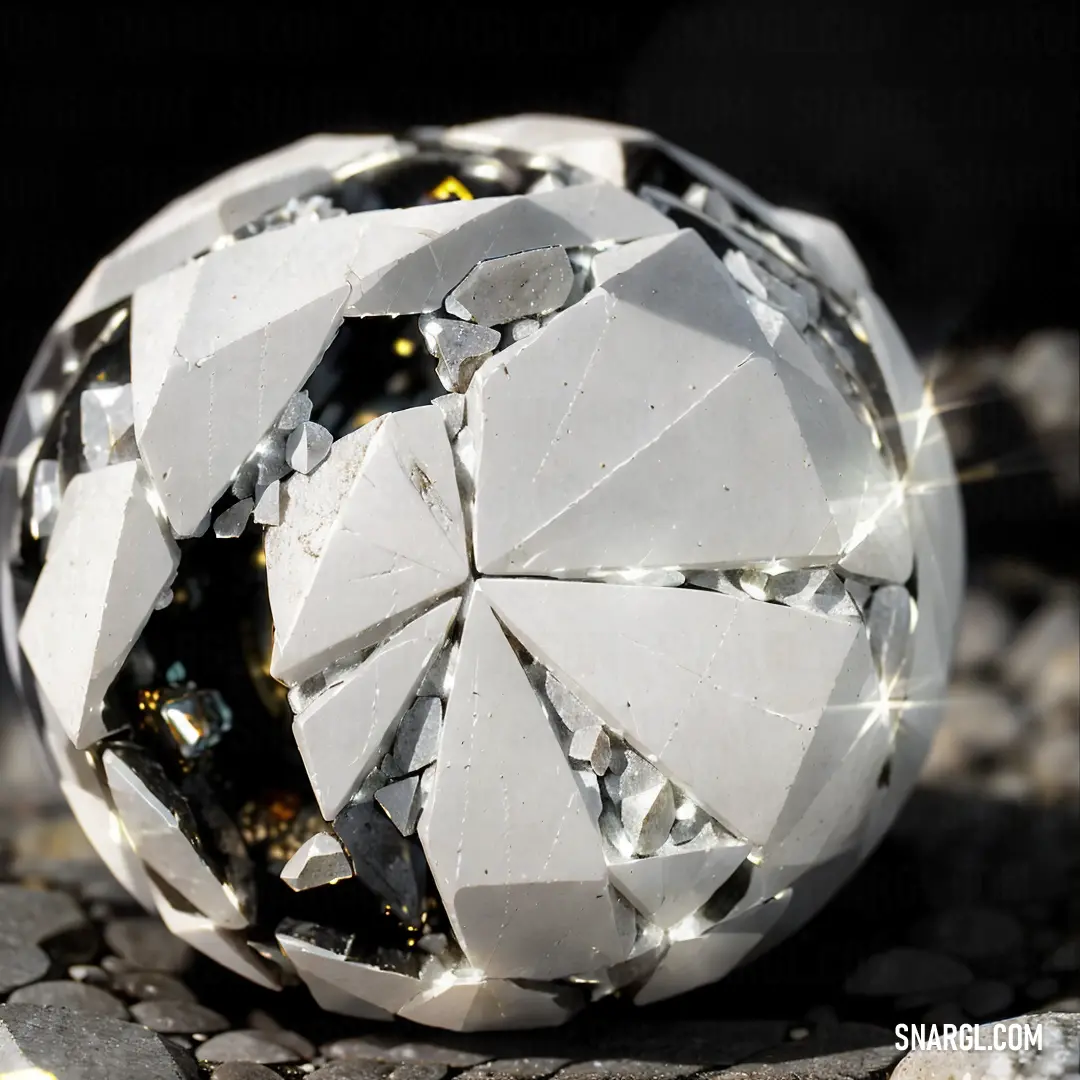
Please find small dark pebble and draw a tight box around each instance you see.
[0,938,49,993]
[113,968,198,1002]
[459,1060,569,1080]
[102,953,140,975]
[323,1036,489,1067]
[212,1065,283,1080]
[131,999,230,1034]
[104,917,194,972]
[311,1066,396,1080]
[68,963,109,984]
[8,979,130,1020]
[198,1028,310,1064]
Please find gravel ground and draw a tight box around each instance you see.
[1,332,1076,1078]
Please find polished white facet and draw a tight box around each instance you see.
[470,231,844,576]
[484,578,874,845]
[280,832,353,892]
[419,591,628,979]
[150,884,280,991]
[608,829,750,929]
[276,930,423,1020]
[292,598,460,820]
[7,115,962,1033]
[398,974,575,1032]
[635,891,793,1005]
[103,749,247,929]
[18,462,179,748]
[267,408,467,685]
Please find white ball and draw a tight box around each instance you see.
[0,115,963,1031]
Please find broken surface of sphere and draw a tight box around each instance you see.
[0,114,963,1032]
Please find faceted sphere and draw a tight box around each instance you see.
[0,115,963,1031]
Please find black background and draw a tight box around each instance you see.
[0,1,1076,563]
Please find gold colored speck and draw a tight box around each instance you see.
[393,337,416,358]
[251,547,266,569]
[429,175,473,202]
[351,409,382,429]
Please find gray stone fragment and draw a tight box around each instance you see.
[460,1060,569,1080]
[111,970,197,1003]
[252,479,281,525]
[322,1035,490,1067]
[280,832,354,891]
[311,1065,396,1080]
[81,383,135,470]
[723,249,810,331]
[685,570,746,597]
[103,918,194,973]
[422,318,501,393]
[767,568,858,618]
[432,393,466,438]
[670,800,710,845]
[844,948,973,997]
[574,767,603,818]
[445,247,574,325]
[866,585,914,694]
[69,964,109,984]
[0,1002,197,1079]
[30,458,61,538]
[211,1064,282,1080]
[891,1012,1078,1080]
[544,672,600,732]
[555,1063,698,1080]
[286,420,333,474]
[506,317,541,342]
[0,884,90,993]
[334,797,427,923]
[8,980,130,1020]
[376,775,423,836]
[0,942,49,994]
[213,498,253,538]
[130,1000,229,1034]
[568,725,612,775]
[391,697,444,775]
[277,390,313,432]
[197,1029,310,1064]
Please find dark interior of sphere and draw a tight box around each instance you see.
[9,146,553,956]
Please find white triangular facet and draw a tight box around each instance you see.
[102,749,247,929]
[418,590,625,979]
[483,579,868,846]
[267,408,467,685]
[398,975,575,1032]
[131,237,351,536]
[40,701,155,910]
[18,462,179,748]
[751,296,914,583]
[443,113,652,186]
[150,884,279,991]
[293,598,460,820]
[58,133,397,329]
[609,832,750,929]
[470,230,840,576]
[277,930,423,1020]
[634,891,793,1005]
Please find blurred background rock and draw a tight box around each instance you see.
[0,3,1075,1074]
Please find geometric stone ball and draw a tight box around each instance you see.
[0,114,964,1032]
